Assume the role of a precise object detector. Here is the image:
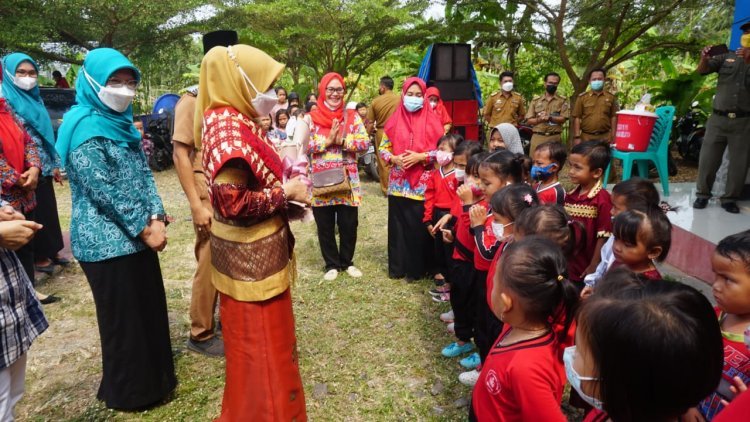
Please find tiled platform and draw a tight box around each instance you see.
[652,183,750,283]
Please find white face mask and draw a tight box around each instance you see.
[430,100,438,109]
[502,81,514,92]
[228,46,278,117]
[491,221,513,240]
[454,168,466,181]
[563,346,604,411]
[14,76,37,91]
[83,68,135,113]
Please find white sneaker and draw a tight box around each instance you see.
[459,369,480,387]
[346,266,363,278]
[440,309,455,323]
[324,269,338,281]
[447,322,455,334]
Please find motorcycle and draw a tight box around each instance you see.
[517,124,533,156]
[358,143,379,181]
[674,101,706,163]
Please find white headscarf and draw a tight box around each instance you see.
[492,123,524,155]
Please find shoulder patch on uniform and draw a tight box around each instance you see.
[578,92,587,97]
[490,91,499,96]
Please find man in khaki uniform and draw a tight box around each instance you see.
[571,68,619,145]
[525,72,569,152]
[483,71,526,127]
[366,76,400,195]
[172,30,238,357]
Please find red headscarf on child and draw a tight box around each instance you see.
[425,86,452,126]
[310,72,345,136]
[384,77,444,187]
[0,63,26,172]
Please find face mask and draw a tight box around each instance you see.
[14,76,37,91]
[531,163,557,181]
[545,84,557,94]
[83,68,135,113]
[502,82,514,92]
[491,221,513,240]
[564,346,604,411]
[436,150,453,167]
[228,46,279,117]
[590,80,604,91]
[430,100,438,109]
[470,183,483,197]
[454,168,466,181]
[403,96,423,112]
[742,34,750,48]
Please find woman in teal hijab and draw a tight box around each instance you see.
[57,47,176,410]
[2,53,68,278]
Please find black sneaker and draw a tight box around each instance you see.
[722,202,740,214]
[693,198,708,209]
[187,337,225,357]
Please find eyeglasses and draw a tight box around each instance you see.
[326,87,344,94]
[15,69,38,77]
[106,78,139,89]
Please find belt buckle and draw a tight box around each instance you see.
[729,112,737,119]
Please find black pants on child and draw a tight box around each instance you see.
[449,259,476,343]
[387,196,432,279]
[474,269,504,362]
[312,205,358,271]
[430,208,453,281]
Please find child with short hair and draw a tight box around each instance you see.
[531,141,567,206]
[610,207,671,279]
[570,280,723,422]
[472,236,578,421]
[424,135,465,299]
[564,140,612,285]
[691,229,750,420]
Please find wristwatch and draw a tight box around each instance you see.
[149,213,169,226]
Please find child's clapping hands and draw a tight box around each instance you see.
[469,204,488,228]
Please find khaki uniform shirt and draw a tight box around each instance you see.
[572,90,619,135]
[705,52,750,112]
[525,93,569,135]
[367,91,400,129]
[172,92,202,172]
[483,91,526,126]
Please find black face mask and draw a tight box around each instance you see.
[545,84,558,94]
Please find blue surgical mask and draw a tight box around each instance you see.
[590,80,604,91]
[530,163,557,181]
[403,96,424,112]
[563,346,604,411]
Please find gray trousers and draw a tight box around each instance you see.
[696,114,750,202]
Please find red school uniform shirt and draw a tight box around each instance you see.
[564,181,612,282]
[452,198,485,263]
[534,181,565,206]
[423,166,458,223]
[698,309,750,420]
[485,241,510,308]
[472,212,501,272]
[472,325,568,422]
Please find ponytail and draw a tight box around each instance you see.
[480,149,523,183]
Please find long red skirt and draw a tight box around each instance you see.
[217,289,306,421]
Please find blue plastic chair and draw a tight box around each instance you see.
[603,105,675,196]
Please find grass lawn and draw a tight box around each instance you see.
[17,168,494,421]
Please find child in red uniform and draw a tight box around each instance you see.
[531,141,567,206]
[457,150,526,376]
[424,135,464,299]
[564,141,612,285]
[689,229,750,420]
[471,236,579,422]
[569,277,723,422]
[438,151,487,363]
[610,207,672,280]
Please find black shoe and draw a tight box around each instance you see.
[693,198,708,209]
[187,337,225,357]
[35,263,56,274]
[722,202,740,214]
[39,294,61,305]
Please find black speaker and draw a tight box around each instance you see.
[432,80,474,101]
[431,44,471,82]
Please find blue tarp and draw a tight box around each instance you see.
[417,44,484,108]
[730,0,750,49]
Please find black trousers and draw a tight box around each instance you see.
[16,209,36,285]
[387,196,432,279]
[474,269,504,362]
[449,259,476,343]
[80,249,176,410]
[312,205,358,271]
[430,208,453,279]
[33,176,64,259]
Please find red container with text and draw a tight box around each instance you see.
[614,110,658,152]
